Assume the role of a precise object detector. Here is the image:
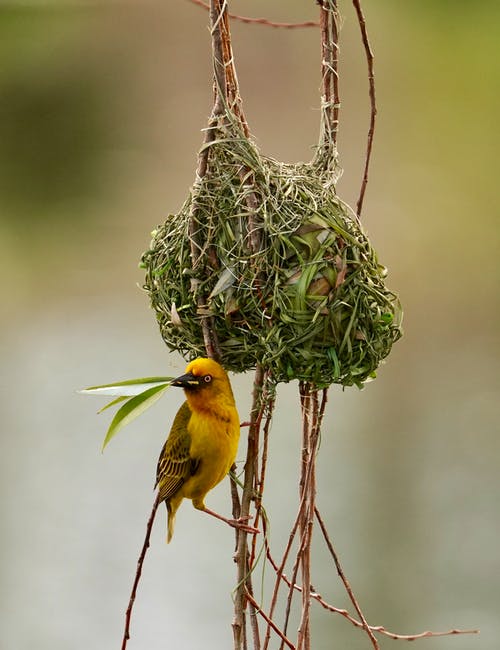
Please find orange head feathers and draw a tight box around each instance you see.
[170,357,236,417]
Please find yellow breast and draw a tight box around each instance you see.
[181,402,240,502]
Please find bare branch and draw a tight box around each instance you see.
[352,0,377,217]
[315,506,379,649]
[121,495,160,650]
[264,545,479,643]
[249,380,274,569]
[245,590,296,650]
[189,0,319,29]
[233,364,267,650]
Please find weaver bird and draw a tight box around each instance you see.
[156,357,256,542]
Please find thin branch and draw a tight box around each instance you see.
[264,542,479,642]
[263,442,309,647]
[314,588,479,641]
[263,496,301,650]
[320,1,340,147]
[315,506,379,649]
[369,627,480,641]
[209,0,248,130]
[264,385,326,650]
[352,0,377,217]
[315,0,341,182]
[318,388,329,425]
[245,590,296,650]
[249,379,274,570]
[189,0,319,29]
[233,363,266,650]
[248,591,262,650]
[280,526,307,650]
[296,385,317,650]
[278,386,322,650]
[230,463,242,522]
[209,0,228,117]
[121,495,160,650]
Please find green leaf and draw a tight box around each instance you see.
[101,383,170,451]
[79,376,174,397]
[294,264,318,311]
[327,347,341,380]
[209,266,236,299]
[97,395,129,414]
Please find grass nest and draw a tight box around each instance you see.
[141,123,402,387]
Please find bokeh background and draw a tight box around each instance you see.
[1,1,499,649]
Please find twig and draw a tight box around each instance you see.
[233,363,266,650]
[314,587,479,641]
[264,386,327,650]
[121,494,160,650]
[209,0,248,130]
[315,506,379,649]
[280,525,307,649]
[247,587,262,650]
[352,0,376,217]
[189,0,319,29]
[320,0,340,147]
[249,385,274,570]
[263,493,301,650]
[369,627,480,641]
[315,0,341,182]
[318,388,329,425]
[245,590,296,650]
[209,0,226,116]
[296,385,317,650]
[277,386,321,650]
[264,541,479,642]
[263,439,309,648]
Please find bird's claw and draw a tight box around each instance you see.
[228,516,260,535]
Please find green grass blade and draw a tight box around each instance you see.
[101,383,170,451]
[80,376,174,397]
[97,395,129,414]
[209,266,236,298]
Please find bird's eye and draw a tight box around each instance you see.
[203,374,212,383]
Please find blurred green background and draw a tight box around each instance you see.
[1,1,499,649]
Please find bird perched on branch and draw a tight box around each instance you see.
[156,357,256,542]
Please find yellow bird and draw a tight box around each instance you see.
[155,357,255,542]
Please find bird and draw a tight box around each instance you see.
[155,357,257,542]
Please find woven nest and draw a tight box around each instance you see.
[141,123,402,387]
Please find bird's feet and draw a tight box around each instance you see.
[202,507,260,535]
[226,515,260,535]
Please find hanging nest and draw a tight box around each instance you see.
[141,117,401,388]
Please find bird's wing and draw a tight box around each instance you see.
[155,401,198,503]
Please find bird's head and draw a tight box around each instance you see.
[171,357,234,402]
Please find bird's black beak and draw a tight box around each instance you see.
[171,372,201,388]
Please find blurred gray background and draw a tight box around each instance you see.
[1,1,499,649]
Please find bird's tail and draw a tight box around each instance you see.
[166,498,181,543]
